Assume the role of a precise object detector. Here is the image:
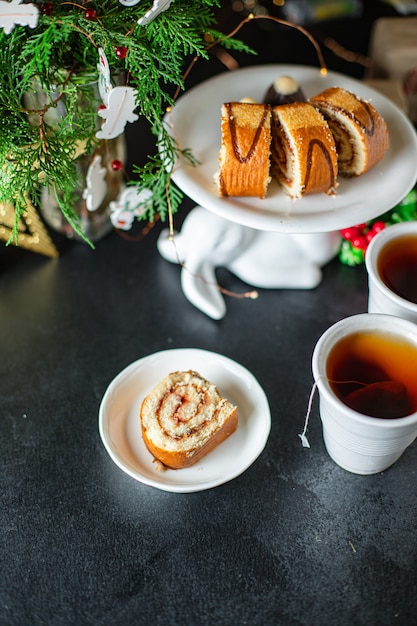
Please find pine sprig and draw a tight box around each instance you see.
[0,0,252,243]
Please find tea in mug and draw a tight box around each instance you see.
[326,330,417,418]
[377,234,417,304]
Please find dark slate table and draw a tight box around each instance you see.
[2,2,416,625]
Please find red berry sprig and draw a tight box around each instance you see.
[339,220,387,265]
[339,190,417,266]
[341,221,386,253]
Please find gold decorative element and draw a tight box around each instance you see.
[0,199,59,258]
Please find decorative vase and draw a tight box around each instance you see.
[39,134,126,243]
[23,76,126,243]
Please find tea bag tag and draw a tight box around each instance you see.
[298,380,319,448]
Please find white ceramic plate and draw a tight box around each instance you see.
[168,64,417,233]
[98,349,271,493]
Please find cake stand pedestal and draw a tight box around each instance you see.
[157,206,341,319]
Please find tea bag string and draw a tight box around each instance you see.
[299,377,371,448]
[299,380,319,448]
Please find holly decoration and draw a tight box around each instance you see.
[339,188,417,266]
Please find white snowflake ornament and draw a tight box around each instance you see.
[82,155,107,212]
[0,0,38,34]
[96,86,138,140]
[97,48,113,107]
[138,0,172,26]
[110,187,152,231]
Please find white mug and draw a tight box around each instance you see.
[312,313,417,475]
[365,221,417,322]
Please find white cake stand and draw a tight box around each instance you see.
[157,65,417,319]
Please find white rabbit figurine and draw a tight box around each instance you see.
[157,206,341,319]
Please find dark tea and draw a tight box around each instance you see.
[377,234,417,304]
[326,331,417,419]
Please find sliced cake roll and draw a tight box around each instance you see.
[140,370,238,469]
[271,102,338,199]
[309,87,389,177]
[217,102,272,198]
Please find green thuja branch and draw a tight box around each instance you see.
[0,0,253,243]
[132,130,200,223]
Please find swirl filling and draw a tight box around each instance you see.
[156,380,221,439]
[140,370,238,468]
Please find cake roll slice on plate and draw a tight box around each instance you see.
[140,370,238,469]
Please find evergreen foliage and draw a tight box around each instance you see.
[0,0,251,243]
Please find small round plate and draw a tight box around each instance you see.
[98,349,271,493]
[168,64,417,233]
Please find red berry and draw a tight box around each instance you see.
[352,234,367,250]
[365,230,375,243]
[115,46,128,60]
[340,226,359,240]
[98,104,106,111]
[111,160,123,171]
[85,9,97,20]
[355,223,367,231]
[41,2,53,14]
[371,220,386,235]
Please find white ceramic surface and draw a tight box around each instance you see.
[168,64,417,234]
[312,314,417,475]
[99,349,271,492]
[365,221,417,322]
[157,206,341,319]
